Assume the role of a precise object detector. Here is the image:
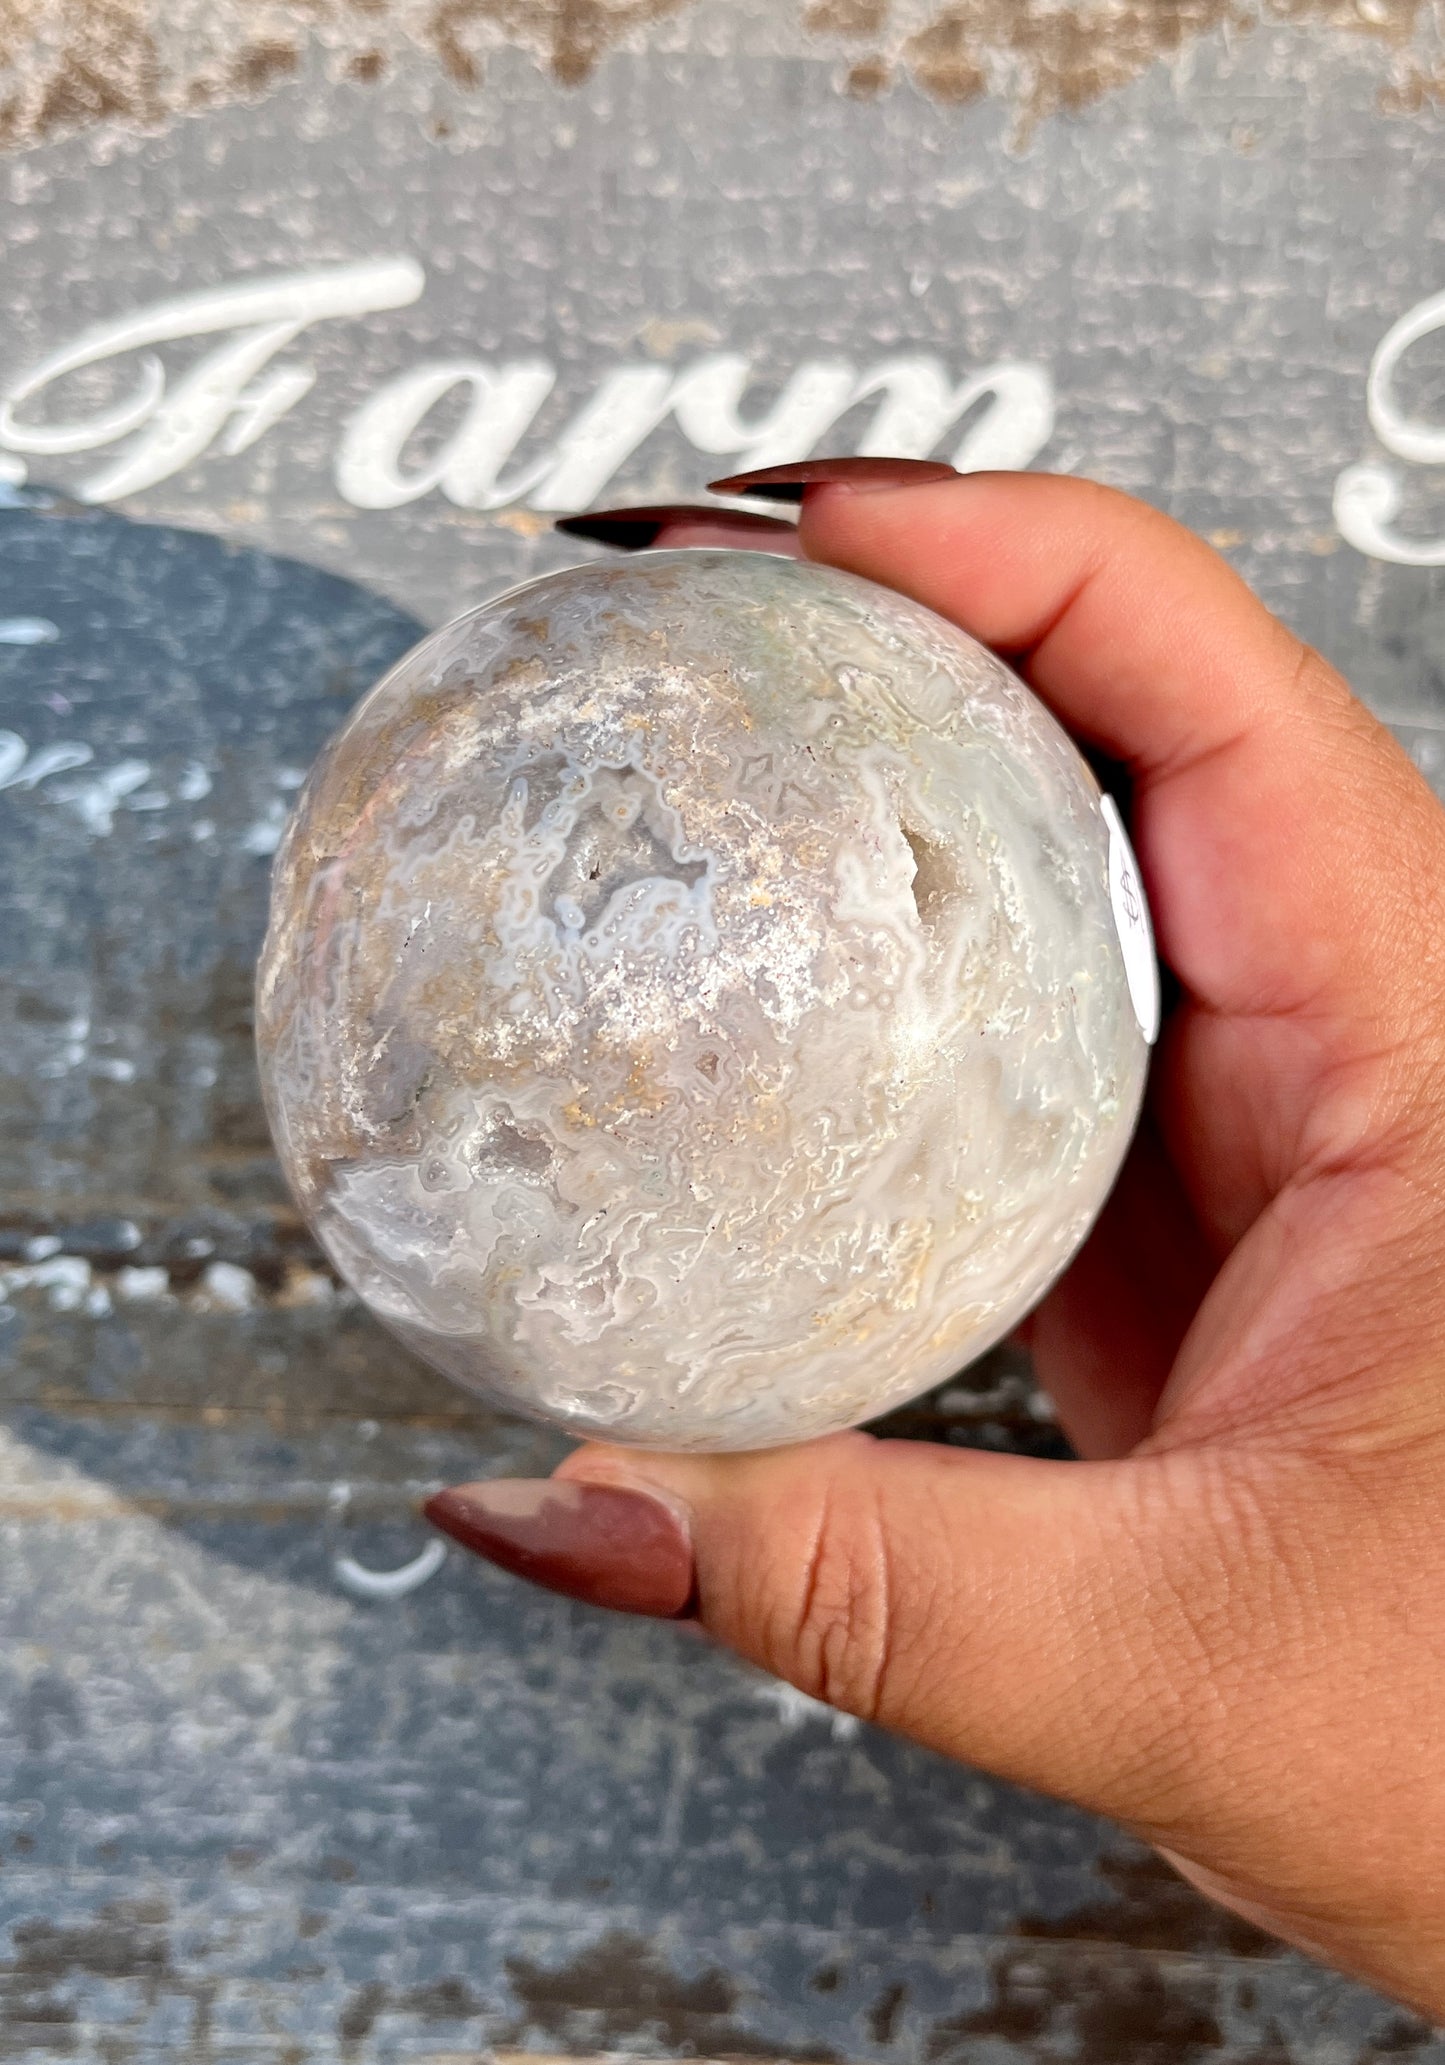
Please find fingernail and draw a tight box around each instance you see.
[554,505,797,548]
[424,1478,696,1618]
[706,456,958,504]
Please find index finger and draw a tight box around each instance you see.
[797,472,1444,1040]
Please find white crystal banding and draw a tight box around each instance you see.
[257,552,1149,1450]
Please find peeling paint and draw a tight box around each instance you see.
[852,0,1445,131]
[0,0,1440,154]
[192,1259,257,1311]
[113,1263,171,1302]
[0,1253,92,1309]
[752,1676,863,1741]
[428,0,692,90]
[0,1238,347,1317]
[503,1931,837,2060]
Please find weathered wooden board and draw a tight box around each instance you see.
[3,4,1445,2057]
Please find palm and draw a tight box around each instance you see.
[1027,1011,1280,1458]
[1032,854,1445,1463]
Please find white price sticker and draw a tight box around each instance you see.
[1101,794,1160,1045]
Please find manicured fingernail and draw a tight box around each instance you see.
[706,456,958,503]
[554,505,797,548]
[423,1478,696,1618]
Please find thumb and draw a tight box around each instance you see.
[432,1432,1250,1834]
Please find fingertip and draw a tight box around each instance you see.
[796,470,1208,653]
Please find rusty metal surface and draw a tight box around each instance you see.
[3,4,1445,2057]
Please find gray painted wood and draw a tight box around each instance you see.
[2,6,1445,2056]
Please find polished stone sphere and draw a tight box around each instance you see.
[256,551,1154,1450]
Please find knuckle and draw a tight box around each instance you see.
[773,1467,911,1726]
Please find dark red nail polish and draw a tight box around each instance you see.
[424,1479,696,1618]
[555,505,796,548]
[707,456,958,503]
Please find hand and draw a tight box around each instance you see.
[429,468,1445,2012]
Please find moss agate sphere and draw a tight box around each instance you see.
[257,552,1154,1451]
